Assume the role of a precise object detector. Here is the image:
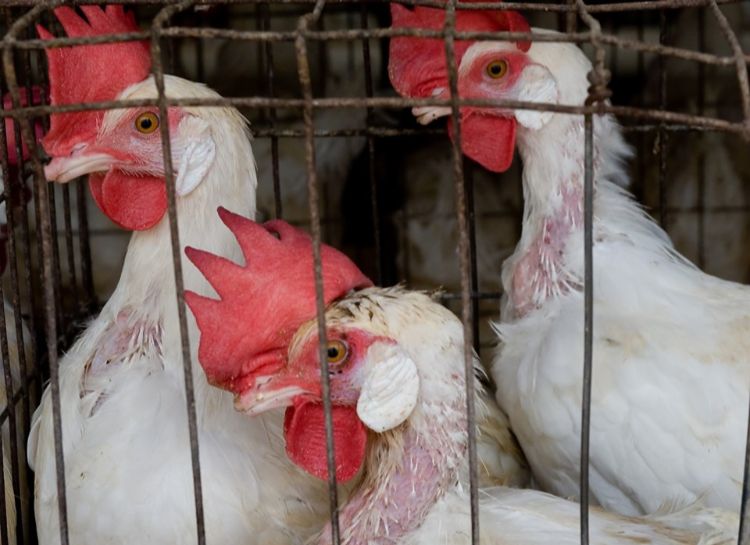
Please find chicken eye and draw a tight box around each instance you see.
[135,112,159,134]
[486,60,508,79]
[326,340,349,366]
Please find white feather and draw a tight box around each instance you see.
[29,75,331,545]
[313,288,738,545]
[476,34,750,516]
[357,344,419,432]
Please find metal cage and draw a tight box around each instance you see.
[0,1,749,544]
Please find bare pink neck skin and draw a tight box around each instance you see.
[318,404,466,545]
[507,120,587,317]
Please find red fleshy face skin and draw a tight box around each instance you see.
[388,3,530,98]
[449,114,517,173]
[89,171,167,231]
[388,4,530,173]
[284,400,367,482]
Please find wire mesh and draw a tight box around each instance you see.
[0,1,748,545]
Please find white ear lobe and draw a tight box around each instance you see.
[356,345,419,433]
[515,64,559,130]
[174,116,216,197]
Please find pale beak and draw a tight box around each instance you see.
[44,153,116,183]
[234,384,308,416]
[412,106,452,126]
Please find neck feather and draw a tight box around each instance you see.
[321,396,467,545]
[502,112,636,316]
[100,112,257,371]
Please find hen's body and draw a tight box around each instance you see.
[491,38,749,516]
[29,77,328,545]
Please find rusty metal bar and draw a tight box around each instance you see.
[14,26,750,67]
[295,2,342,545]
[4,95,746,136]
[464,161,481,355]
[2,5,69,545]
[259,2,283,220]
[0,269,20,545]
[0,0,744,11]
[0,17,36,492]
[443,1,479,543]
[575,1,610,543]
[150,3,207,545]
[657,9,669,229]
[709,0,750,137]
[360,3,383,284]
[696,8,706,270]
[75,178,96,313]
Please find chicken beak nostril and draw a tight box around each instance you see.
[70,143,88,157]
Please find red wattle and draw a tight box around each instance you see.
[449,114,517,173]
[89,170,167,231]
[284,400,366,483]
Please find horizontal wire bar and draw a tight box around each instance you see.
[0,0,743,10]
[6,26,750,66]
[2,95,744,134]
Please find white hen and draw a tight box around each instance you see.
[215,238,738,545]
[29,6,328,544]
[415,33,750,516]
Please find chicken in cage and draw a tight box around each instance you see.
[0,1,749,545]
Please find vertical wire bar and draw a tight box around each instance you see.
[0,72,19,545]
[18,37,65,331]
[696,8,705,269]
[464,160,481,355]
[3,5,69,544]
[580,112,594,545]
[0,39,33,485]
[260,2,282,220]
[2,7,42,417]
[150,4,206,545]
[0,264,20,545]
[0,430,8,545]
[47,174,64,328]
[400,198,411,283]
[295,4,341,544]
[0,67,27,539]
[573,4,607,544]
[708,2,750,541]
[707,1,750,131]
[443,1,479,542]
[360,4,382,284]
[61,185,78,311]
[566,0,577,34]
[657,9,668,229]
[635,11,646,205]
[75,178,95,313]
[4,6,41,429]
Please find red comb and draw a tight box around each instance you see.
[186,209,373,395]
[37,5,150,157]
[388,2,530,98]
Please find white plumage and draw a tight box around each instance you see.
[241,286,739,545]
[28,76,331,545]
[438,36,750,516]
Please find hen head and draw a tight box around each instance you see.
[39,5,218,231]
[388,3,539,173]
[185,211,390,483]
